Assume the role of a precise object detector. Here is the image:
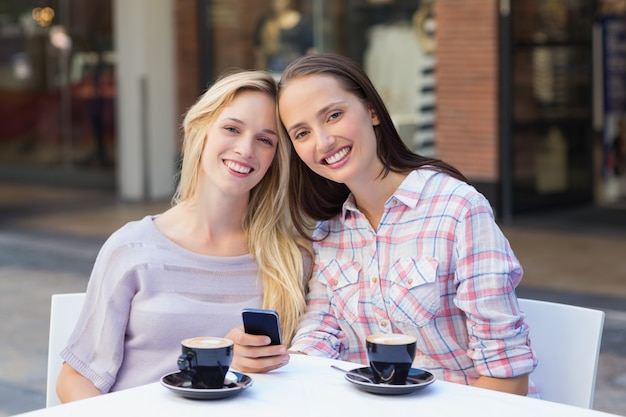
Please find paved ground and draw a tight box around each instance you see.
[0,183,625,416]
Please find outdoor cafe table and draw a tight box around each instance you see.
[15,354,621,417]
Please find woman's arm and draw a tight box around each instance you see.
[473,374,529,396]
[454,192,536,393]
[56,362,103,403]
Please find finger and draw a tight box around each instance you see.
[237,332,273,348]
[231,352,290,374]
[226,327,274,347]
[235,342,286,359]
[224,326,246,344]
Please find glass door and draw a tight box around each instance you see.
[510,0,594,212]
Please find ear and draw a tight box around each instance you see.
[368,105,380,126]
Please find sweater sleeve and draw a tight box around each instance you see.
[60,223,142,393]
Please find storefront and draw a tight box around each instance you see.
[1,0,624,216]
[197,0,623,217]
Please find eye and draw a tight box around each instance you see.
[224,126,239,134]
[257,136,275,146]
[328,111,342,121]
[293,129,309,140]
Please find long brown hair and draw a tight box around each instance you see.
[277,53,467,239]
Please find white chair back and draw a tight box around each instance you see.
[46,293,86,407]
[518,298,605,409]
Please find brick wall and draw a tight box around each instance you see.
[175,0,201,132]
[435,0,500,182]
[174,0,270,129]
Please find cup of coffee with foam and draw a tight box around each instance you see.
[177,336,234,389]
[366,333,417,385]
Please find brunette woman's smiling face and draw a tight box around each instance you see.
[278,74,382,189]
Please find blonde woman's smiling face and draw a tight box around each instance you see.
[279,74,381,188]
[200,90,278,198]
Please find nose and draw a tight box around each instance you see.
[234,135,255,158]
[315,129,336,153]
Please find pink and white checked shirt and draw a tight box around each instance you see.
[290,169,538,387]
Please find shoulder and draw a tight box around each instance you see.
[403,170,495,221]
[416,170,488,204]
[104,215,158,246]
[95,215,164,261]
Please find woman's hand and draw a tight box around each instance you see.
[225,327,290,373]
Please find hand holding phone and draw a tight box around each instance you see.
[242,308,282,345]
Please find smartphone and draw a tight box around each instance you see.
[242,308,282,345]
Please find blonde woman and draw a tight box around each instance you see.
[57,69,309,403]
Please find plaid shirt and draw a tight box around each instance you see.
[291,169,537,386]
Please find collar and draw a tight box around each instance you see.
[340,169,439,218]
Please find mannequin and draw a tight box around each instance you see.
[363,0,437,156]
[412,0,435,53]
[255,0,313,73]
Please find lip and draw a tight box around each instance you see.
[321,146,351,166]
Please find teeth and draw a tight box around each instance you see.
[325,147,350,165]
[225,160,251,174]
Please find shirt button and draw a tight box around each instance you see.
[391,199,397,206]
[331,279,338,286]
[372,276,378,284]
[407,278,413,285]
[380,321,388,327]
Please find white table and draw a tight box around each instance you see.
[16,355,621,417]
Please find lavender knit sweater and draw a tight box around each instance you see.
[60,215,263,393]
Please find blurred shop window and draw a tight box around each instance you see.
[597,2,626,201]
[70,50,116,168]
[0,0,115,171]
[362,0,436,157]
[255,0,314,74]
[511,0,593,210]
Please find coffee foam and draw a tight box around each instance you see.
[182,337,233,349]
[366,333,416,345]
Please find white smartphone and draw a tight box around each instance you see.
[241,308,282,345]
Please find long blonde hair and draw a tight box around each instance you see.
[173,69,308,345]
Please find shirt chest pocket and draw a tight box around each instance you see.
[387,256,441,327]
[317,259,362,325]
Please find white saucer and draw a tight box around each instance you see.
[344,366,435,395]
[160,370,253,400]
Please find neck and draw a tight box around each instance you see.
[351,171,406,231]
[156,192,250,257]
